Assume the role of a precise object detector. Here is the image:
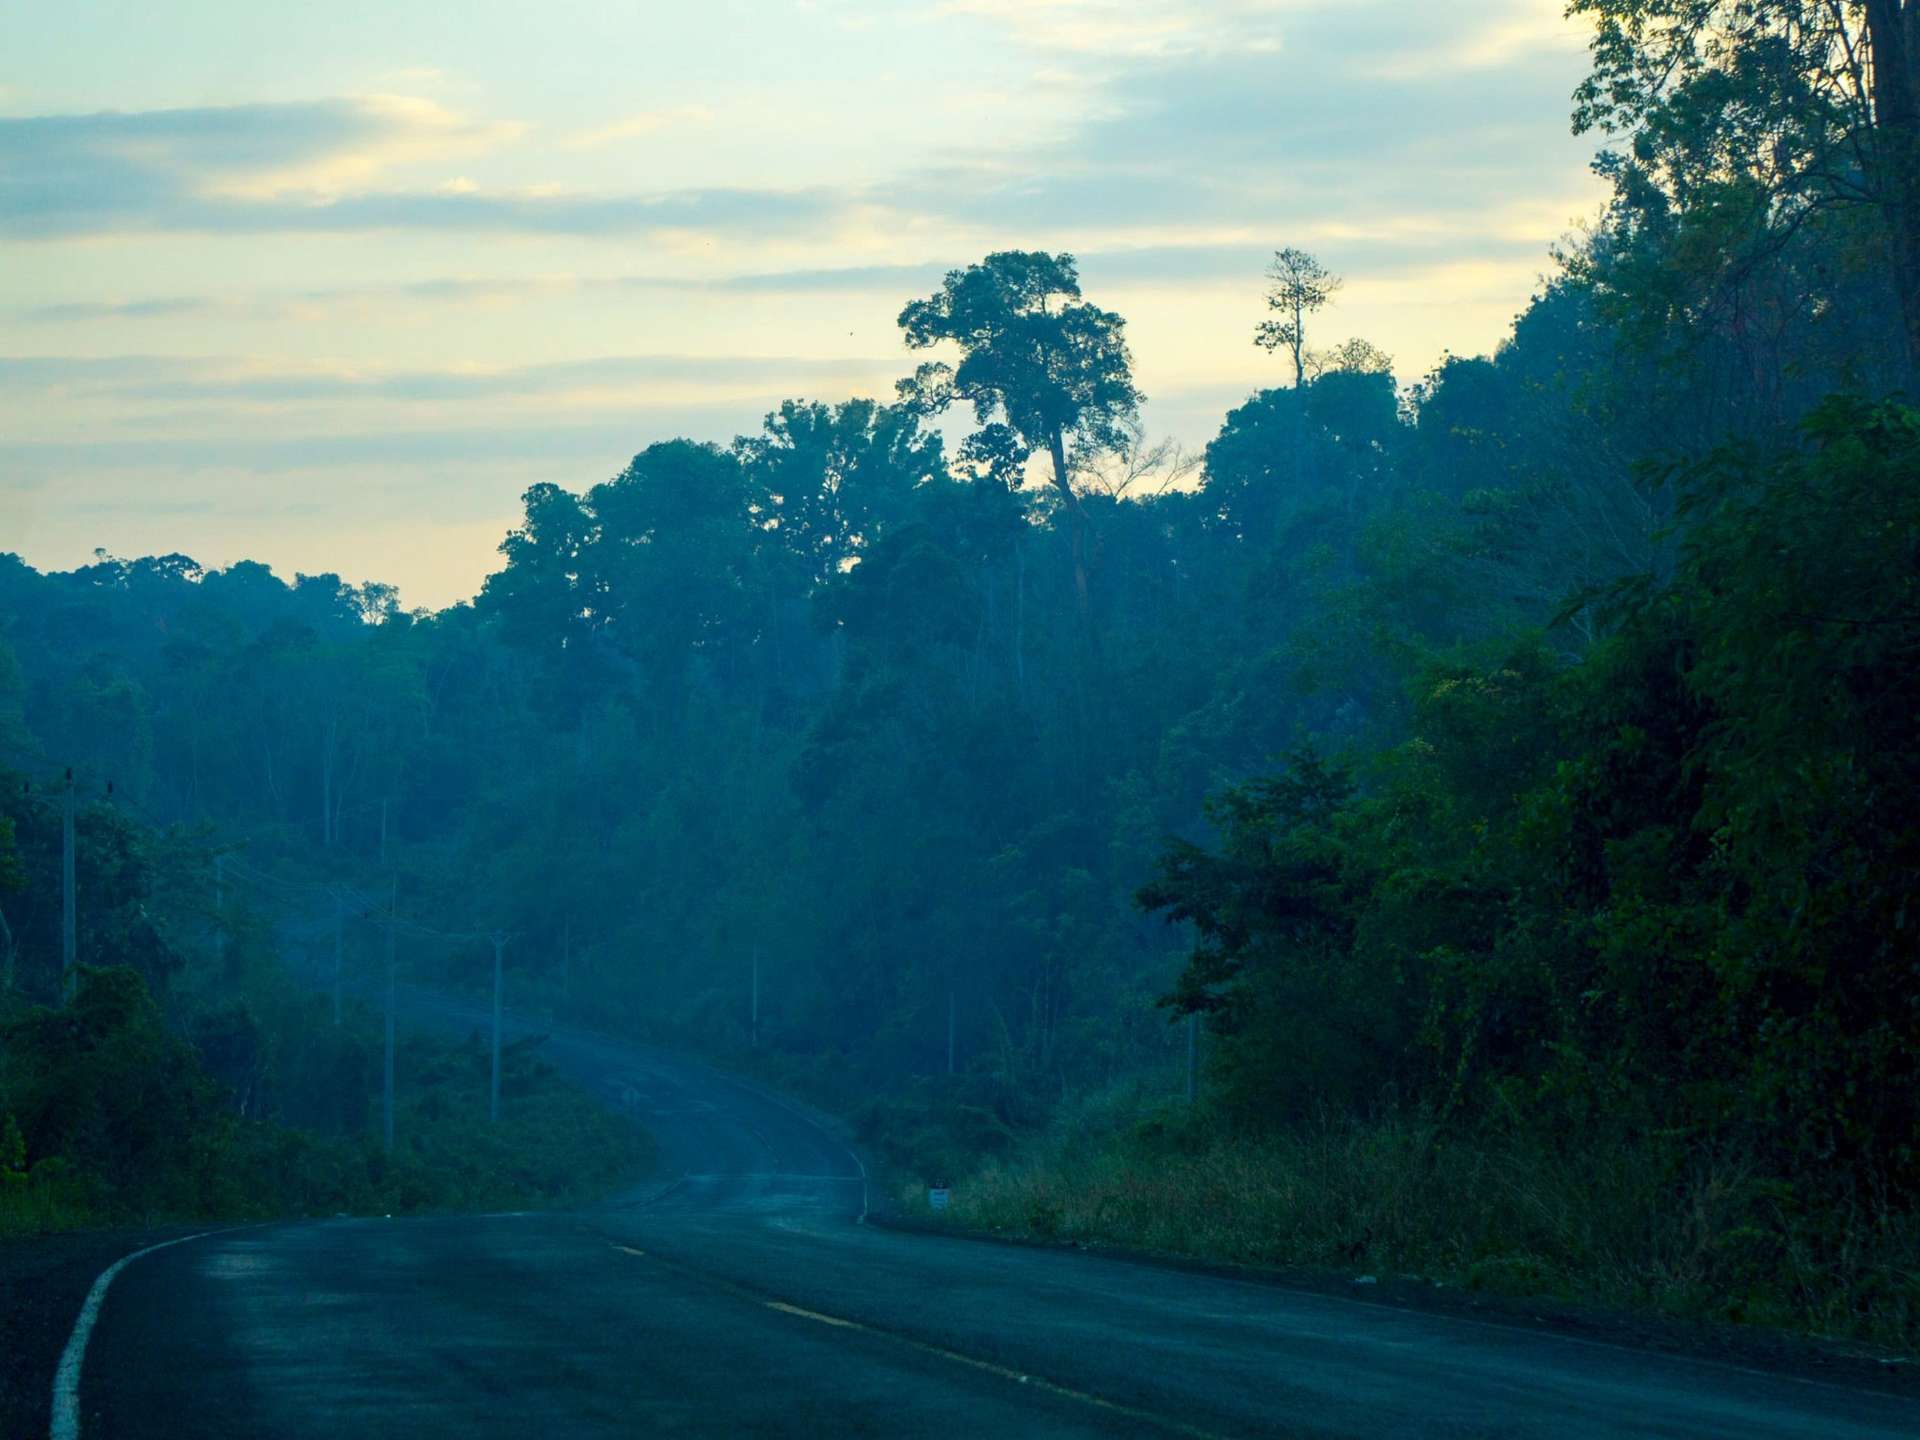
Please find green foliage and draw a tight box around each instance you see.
[897,250,1142,466]
[2,140,1915,1352]
[1143,399,1920,1241]
[2,1111,27,1180]
[0,968,651,1236]
[1567,0,1918,388]
[1,966,242,1222]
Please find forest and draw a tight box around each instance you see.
[3,0,1918,1350]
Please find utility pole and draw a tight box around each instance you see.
[751,947,760,1051]
[490,932,508,1123]
[1186,1011,1199,1104]
[383,876,396,1151]
[331,889,344,1026]
[60,769,76,1000]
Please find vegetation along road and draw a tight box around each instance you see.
[51,999,1920,1439]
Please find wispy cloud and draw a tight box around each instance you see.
[0,410,820,475]
[198,94,520,199]
[563,105,715,149]
[18,296,216,323]
[0,97,836,239]
[0,97,510,224]
[892,0,1600,247]
[7,228,1567,330]
[0,350,905,402]
[1370,0,1588,80]
[933,0,1293,59]
[2,2,1594,252]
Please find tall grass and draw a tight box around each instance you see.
[929,1102,1919,1355]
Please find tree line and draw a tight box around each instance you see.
[0,0,1915,1285]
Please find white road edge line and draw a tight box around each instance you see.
[712,1072,869,1222]
[50,1230,213,1440]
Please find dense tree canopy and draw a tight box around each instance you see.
[0,25,1915,1338]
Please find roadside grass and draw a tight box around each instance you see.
[904,1096,1919,1357]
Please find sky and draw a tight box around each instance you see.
[0,0,1606,609]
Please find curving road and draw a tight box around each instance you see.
[66,1003,1920,1438]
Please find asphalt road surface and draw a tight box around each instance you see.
[65,1000,1920,1438]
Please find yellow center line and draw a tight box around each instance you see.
[609,1242,1231,1440]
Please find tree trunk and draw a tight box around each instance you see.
[321,717,336,847]
[1046,429,1093,624]
[1868,0,1920,387]
[1291,296,1308,390]
[1012,540,1026,699]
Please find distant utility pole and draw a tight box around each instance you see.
[384,877,397,1151]
[60,770,76,1000]
[490,932,508,1123]
[751,947,760,1051]
[331,889,345,1027]
[1186,1012,1199,1105]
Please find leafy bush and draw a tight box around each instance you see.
[0,967,652,1235]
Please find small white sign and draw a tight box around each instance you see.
[928,1187,951,1212]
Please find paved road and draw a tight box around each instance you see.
[70,1003,1920,1438]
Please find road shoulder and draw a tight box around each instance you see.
[868,1210,1920,1403]
[0,1226,215,1439]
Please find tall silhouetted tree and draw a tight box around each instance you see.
[1256,248,1342,388]
[898,251,1141,625]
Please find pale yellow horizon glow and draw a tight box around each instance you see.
[1,0,1606,608]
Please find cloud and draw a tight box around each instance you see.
[0,410,795,475]
[933,0,1295,59]
[5,268,929,325]
[0,97,517,231]
[0,97,835,240]
[221,185,837,236]
[0,352,906,409]
[7,230,1564,331]
[199,94,520,199]
[563,105,716,149]
[1369,0,1588,79]
[16,296,216,323]
[888,0,1600,246]
[0,2,1597,254]
[0,355,189,384]
[1,101,369,233]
